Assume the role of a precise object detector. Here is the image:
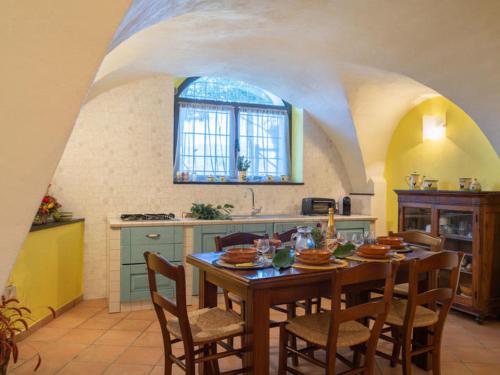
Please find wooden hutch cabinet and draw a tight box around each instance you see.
[395,190,500,322]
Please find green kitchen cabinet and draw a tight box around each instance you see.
[335,220,371,241]
[120,226,184,302]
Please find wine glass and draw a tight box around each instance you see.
[336,232,347,245]
[351,233,364,249]
[256,238,270,262]
[363,230,376,245]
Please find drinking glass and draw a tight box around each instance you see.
[363,230,376,244]
[336,232,347,245]
[352,233,364,249]
[256,238,270,262]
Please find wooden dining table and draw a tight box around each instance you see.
[187,248,435,374]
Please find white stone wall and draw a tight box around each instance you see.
[51,76,349,299]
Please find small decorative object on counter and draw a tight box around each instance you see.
[280,175,289,182]
[470,178,482,192]
[33,185,61,225]
[459,177,472,191]
[405,172,424,190]
[181,171,190,182]
[266,175,274,182]
[422,179,439,190]
[219,176,226,182]
[237,155,251,181]
[207,175,215,182]
[341,196,351,216]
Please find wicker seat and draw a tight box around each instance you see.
[278,262,399,375]
[167,307,244,344]
[385,299,438,328]
[144,252,248,375]
[286,313,370,348]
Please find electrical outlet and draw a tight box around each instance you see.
[2,284,16,300]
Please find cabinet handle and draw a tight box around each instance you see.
[146,233,161,239]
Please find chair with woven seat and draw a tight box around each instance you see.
[278,261,399,375]
[214,232,268,317]
[389,230,444,296]
[273,229,322,314]
[144,251,248,375]
[377,251,464,375]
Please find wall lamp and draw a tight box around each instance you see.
[422,115,446,141]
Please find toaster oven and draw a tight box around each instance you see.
[301,198,336,215]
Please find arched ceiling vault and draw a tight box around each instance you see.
[91,0,500,192]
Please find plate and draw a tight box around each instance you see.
[356,250,390,260]
[213,258,272,270]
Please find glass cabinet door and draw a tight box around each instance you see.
[402,207,432,232]
[438,209,474,304]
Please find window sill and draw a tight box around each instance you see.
[173,181,304,186]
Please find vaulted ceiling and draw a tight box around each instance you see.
[89,0,500,192]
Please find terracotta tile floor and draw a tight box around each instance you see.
[9,297,500,374]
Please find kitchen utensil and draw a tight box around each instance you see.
[291,226,315,252]
[405,172,424,190]
[459,177,472,191]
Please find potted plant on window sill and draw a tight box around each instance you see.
[237,156,251,182]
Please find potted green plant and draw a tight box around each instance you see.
[237,156,251,181]
[0,297,45,374]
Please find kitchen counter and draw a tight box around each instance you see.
[108,214,376,228]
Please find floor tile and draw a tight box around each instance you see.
[115,346,163,365]
[78,317,120,330]
[59,328,105,344]
[132,331,164,347]
[57,361,108,375]
[75,344,128,363]
[103,364,153,375]
[26,327,69,342]
[111,319,151,332]
[94,330,142,346]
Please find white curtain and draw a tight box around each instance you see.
[238,107,290,177]
[174,103,235,178]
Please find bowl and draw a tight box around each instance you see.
[296,249,332,265]
[358,244,391,256]
[221,247,257,264]
[377,236,405,249]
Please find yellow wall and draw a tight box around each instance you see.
[385,96,500,231]
[7,222,84,325]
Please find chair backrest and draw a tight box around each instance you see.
[144,252,194,349]
[389,230,444,252]
[273,228,298,243]
[214,231,268,251]
[404,251,464,335]
[327,262,399,369]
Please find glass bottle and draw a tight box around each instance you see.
[325,208,337,252]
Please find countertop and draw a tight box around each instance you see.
[30,218,85,232]
[108,214,376,228]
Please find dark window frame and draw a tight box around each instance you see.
[173,77,295,184]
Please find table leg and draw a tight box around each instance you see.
[244,289,270,375]
[198,270,218,375]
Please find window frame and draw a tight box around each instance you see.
[173,77,300,185]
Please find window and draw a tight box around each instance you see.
[174,77,291,182]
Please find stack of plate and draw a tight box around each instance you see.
[357,244,391,259]
[55,211,73,222]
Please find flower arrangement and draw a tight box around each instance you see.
[0,297,45,374]
[33,186,61,225]
[237,155,251,172]
[311,223,326,249]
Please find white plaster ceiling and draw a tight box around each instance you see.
[91,0,500,192]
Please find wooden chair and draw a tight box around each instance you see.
[278,261,399,375]
[273,229,322,314]
[214,232,268,316]
[377,251,464,375]
[389,230,444,296]
[144,252,248,375]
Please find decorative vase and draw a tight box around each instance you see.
[33,214,48,225]
[238,171,247,182]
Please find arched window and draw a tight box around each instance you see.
[174,77,291,183]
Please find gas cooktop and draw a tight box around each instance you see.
[120,213,176,221]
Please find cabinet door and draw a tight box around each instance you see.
[121,264,178,302]
[400,205,432,233]
[335,221,371,241]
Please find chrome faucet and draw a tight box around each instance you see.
[245,188,262,216]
